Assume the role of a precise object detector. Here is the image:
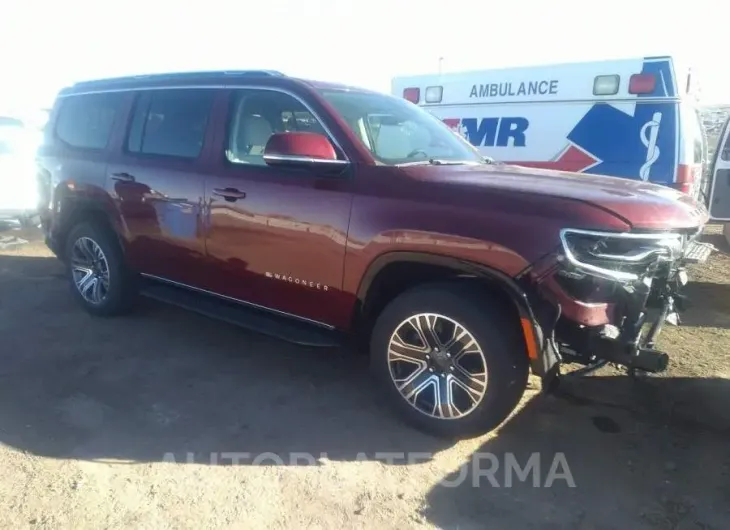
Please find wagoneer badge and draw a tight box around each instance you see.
[265,272,329,291]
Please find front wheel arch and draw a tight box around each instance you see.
[354,251,546,374]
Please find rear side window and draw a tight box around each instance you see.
[127,89,214,159]
[55,93,124,150]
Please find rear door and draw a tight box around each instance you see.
[708,117,730,220]
[38,93,125,244]
[106,88,217,285]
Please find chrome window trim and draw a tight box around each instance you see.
[140,273,336,330]
[262,154,350,166]
[57,85,228,97]
[58,84,349,161]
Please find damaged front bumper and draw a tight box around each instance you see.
[527,226,714,382]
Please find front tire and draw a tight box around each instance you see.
[370,282,529,439]
[64,221,137,317]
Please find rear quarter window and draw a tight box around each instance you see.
[55,93,124,150]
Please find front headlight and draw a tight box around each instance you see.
[559,229,683,282]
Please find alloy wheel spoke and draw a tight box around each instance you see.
[71,253,93,268]
[72,264,94,276]
[443,324,469,354]
[77,271,96,295]
[408,314,443,351]
[433,375,459,418]
[450,366,487,404]
[452,337,480,363]
[389,332,429,363]
[91,276,105,303]
[423,314,445,351]
[80,238,96,262]
[399,367,437,401]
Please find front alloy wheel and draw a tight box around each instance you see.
[388,313,488,419]
[370,282,529,439]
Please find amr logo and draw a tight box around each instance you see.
[639,111,662,181]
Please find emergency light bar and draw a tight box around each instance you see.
[591,72,657,96]
[629,73,656,94]
[425,86,443,103]
[593,75,620,96]
[403,87,420,103]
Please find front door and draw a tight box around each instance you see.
[708,117,730,221]
[203,88,353,328]
[107,88,217,285]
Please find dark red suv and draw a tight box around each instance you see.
[37,70,713,438]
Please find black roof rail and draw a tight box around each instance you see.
[69,70,286,89]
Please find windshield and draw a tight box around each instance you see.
[318,89,484,165]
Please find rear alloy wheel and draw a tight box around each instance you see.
[65,222,137,316]
[71,237,111,305]
[370,282,529,439]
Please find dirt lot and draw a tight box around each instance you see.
[0,225,728,530]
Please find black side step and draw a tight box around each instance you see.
[140,281,343,348]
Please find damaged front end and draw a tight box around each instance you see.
[531,226,714,382]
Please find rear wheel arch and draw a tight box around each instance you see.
[58,197,125,260]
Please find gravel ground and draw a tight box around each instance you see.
[0,224,728,530]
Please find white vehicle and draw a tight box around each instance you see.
[392,56,708,200]
[0,116,41,226]
[708,119,730,244]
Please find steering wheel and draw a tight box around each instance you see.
[406,149,429,159]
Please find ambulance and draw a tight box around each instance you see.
[392,56,709,200]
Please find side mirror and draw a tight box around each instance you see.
[263,132,349,172]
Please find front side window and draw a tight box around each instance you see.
[55,93,124,150]
[318,89,484,165]
[127,89,214,159]
[226,89,329,166]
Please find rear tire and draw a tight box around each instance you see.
[64,221,137,317]
[370,282,529,439]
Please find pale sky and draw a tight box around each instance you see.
[0,0,726,120]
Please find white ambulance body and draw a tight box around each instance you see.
[392,56,708,198]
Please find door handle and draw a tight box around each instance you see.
[111,172,135,182]
[212,187,247,202]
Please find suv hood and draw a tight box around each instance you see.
[403,163,708,231]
